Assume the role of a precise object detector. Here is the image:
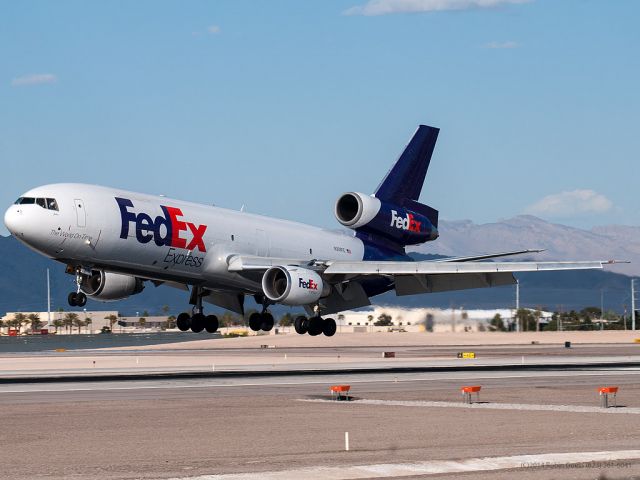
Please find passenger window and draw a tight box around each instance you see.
[46,198,59,211]
[19,197,35,204]
[36,198,46,209]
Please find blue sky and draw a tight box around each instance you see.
[2,0,639,236]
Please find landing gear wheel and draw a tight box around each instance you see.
[294,316,308,335]
[176,313,191,332]
[205,315,219,333]
[249,312,262,331]
[308,316,323,336]
[191,313,205,333]
[261,312,274,332]
[75,292,87,307]
[323,318,337,337]
[68,292,78,307]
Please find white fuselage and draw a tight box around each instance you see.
[3,184,364,293]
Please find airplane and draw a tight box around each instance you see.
[4,125,617,337]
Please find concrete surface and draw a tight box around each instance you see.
[1,367,640,479]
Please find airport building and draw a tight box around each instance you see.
[334,306,518,333]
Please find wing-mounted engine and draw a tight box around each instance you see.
[80,270,145,301]
[335,192,438,246]
[262,266,330,306]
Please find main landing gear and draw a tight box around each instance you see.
[293,316,336,337]
[248,311,275,332]
[176,312,219,334]
[176,286,219,334]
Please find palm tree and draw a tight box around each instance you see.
[10,313,28,334]
[27,313,42,333]
[64,313,79,334]
[138,317,146,329]
[73,316,85,334]
[104,314,118,331]
[85,317,92,334]
[52,319,64,333]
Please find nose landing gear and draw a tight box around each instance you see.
[67,291,87,307]
[68,268,87,307]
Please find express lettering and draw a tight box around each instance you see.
[164,248,204,267]
[116,197,207,252]
[390,209,421,233]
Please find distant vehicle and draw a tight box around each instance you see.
[4,125,614,337]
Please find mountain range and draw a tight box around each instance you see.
[0,215,636,317]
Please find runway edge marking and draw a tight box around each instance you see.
[298,398,640,415]
[167,450,640,480]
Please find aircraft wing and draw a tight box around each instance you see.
[322,259,614,296]
[432,249,545,262]
[323,259,610,276]
[226,255,617,313]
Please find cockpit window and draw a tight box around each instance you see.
[46,198,59,211]
[14,196,59,211]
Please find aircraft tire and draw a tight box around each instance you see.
[205,315,219,333]
[76,292,87,307]
[323,318,337,337]
[294,316,307,334]
[191,313,206,333]
[67,292,78,307]
[176,313,191,331]
[261,312,274,331]
[308,316,323,336]
[249,312,262,331]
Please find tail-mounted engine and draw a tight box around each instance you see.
[335,192,438,246]
[80,270,145,301]
[262,266,330,306]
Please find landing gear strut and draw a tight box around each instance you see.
[177,286,219,334]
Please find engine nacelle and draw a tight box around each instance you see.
[335,191,438,246]
[261,266,329,306]
[80,270,145,301]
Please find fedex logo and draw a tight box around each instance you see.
[390,210,422,233]
[116,197,207,252]
[298,278,318,290]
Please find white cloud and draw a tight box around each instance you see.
[11,73,57,87]
[343,0,531,16]
[524,190,613,218]
[483,40,519,49]
[207,25,221,34]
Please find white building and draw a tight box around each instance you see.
[335,306,521,333]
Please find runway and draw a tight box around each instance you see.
[1,365,640,479]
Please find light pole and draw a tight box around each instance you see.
[632,279,636,331]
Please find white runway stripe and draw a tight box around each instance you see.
[300,398,640,414]
[168,450,640,479]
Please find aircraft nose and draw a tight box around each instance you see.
[4,205,24,236]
